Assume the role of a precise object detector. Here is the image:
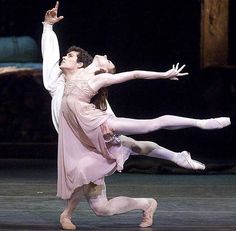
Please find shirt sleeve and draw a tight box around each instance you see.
[41,22,63,97]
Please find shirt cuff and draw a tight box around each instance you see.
[42,22,53,30]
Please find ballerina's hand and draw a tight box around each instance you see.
[165,63,189,80]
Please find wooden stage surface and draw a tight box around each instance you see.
[0,159,235,231]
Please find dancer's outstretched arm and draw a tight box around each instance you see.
[41,1,65,132]
[90,63,188,92]
[41,1,64,96]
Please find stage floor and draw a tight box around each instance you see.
[0,159,235,231]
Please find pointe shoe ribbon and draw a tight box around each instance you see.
[139,199,158,228]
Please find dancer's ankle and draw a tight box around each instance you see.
[60,210,72,220]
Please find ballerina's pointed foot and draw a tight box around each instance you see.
[198,117,231,130]
[176,151,205,170]
[139,198,158,228]
[60,214,76,230]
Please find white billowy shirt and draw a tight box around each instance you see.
[41,22,65,132]
[41,22,114,133]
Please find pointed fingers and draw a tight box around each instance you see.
[178,72,189,76]
[57,16,64,22]
[177,64,186,73]
[55,1,59,10]
[175,63,179,70]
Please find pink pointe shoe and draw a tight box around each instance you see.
[139,198,158,228]
[60,214,76,230]
[198,117,231,130]
[176,151,205,170]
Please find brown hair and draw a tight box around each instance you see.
[91,69,108,111]
[91,88,108,111]
[67,45,93,67]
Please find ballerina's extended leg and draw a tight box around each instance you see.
[120,136,205,170]
[107,115,231,135]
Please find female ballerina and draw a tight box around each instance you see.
[57,54,230,229]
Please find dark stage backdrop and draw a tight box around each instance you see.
[1,0,202,70]
[0,0,236,170]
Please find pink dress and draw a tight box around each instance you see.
[57,75,131,199]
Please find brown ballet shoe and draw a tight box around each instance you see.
[60,214,76,230]
[139,198,158,228]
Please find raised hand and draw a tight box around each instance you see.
[165,63,189,80]
[44,1,64,25]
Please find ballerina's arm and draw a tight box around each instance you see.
[90,63,188,92]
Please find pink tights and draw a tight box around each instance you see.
[61,181,152,219]
[61,116,230,220]
[107,115,230,135]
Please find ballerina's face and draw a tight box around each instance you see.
[94,55,116,73]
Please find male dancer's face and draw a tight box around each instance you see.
[60,51,80,71]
